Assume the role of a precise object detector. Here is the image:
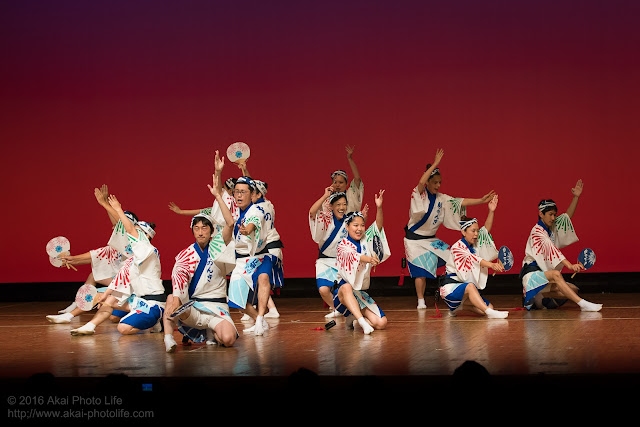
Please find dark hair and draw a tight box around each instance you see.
[426,163,441,179]
[148,222,156,230]
[191,217,213,232]
[329,193,347,205]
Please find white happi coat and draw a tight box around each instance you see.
[89,220,133,282]
[207,192,239,275]
[403,187,465,277]
[337,223,390,291]
[336,223,390,317]
[108,228,164,308]
[445,227,498,291]
[523,214,578,272]
[228,199,283,309]
[171,231,234,326]
[310,202,348,286]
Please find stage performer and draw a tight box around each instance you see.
[333,189,390,335]
[47,185,133,323]
[227,176,284,336]
[520,180,602,312]
[309,187,349,318]
[233,159,281,320]
[70,195,165,336]
[163,175,238,352]
[438,195,509,318]
[403,149,496,309]
[325,145,364,213]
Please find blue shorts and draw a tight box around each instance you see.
[111,309,127,318]
[119,304,163,331]
[441,281,490,311]
[331,280,385,318]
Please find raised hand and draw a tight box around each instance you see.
[214,150,225,172]
[345,145,355,158]
[208,174,221,198]
[361,203,369,219]
[94,187,107,206]
[571,179,584,197]
[488,194,499,212]
[108,194,122,212]
[433,148,444,167]
[374,189,385,207]
[481,190,497,203]
[100,184,109,200]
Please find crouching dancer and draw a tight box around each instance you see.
[438,195,509,318]
[163,176,238,352]
[70,195,165,336]
[334,190,390,335]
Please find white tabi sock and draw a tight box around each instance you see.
[485,308,509,319]
[357,317,374,335]
[70,322,96,336]
[264,309,280,318]
[164,334,177,353]
[46,312,74,324]
[577,299,603,312]
[417,298,427,309]
[254,315,265,336]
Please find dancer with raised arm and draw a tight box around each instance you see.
[520,180,602,312]
[163,174,238,352]
[438,195,509,318]
[404,149,495,309]
[334,190,390,335]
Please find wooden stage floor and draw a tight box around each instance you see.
[2,293,639,420]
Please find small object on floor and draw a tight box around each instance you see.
[324,320,336,330]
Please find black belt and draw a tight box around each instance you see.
[192,297,227,304]
[404,225,435,241]
[139,294,165,302]
[519,262,541,282]
[236,240,283,258]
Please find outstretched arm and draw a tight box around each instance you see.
[168,202,203,216]
[345,145,362,188]
[461,190,497,207]
[483,195,498,233]
[417,148,444,194]
[565,179,583,219]
[309,186,335,219]
[108,195,137,239]
[208,174,234,244]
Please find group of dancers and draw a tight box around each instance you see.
[45,146,603,353]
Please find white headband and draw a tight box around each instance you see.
[191,213,214,229]
[345,211,365,224]
[538,200,557,212]
[460,218,478,231]
[430,168,440,177]
[331,170,348,181]
[254,180,267,196]
[137,221,156,239]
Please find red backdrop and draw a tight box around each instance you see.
[1,0,639,283]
